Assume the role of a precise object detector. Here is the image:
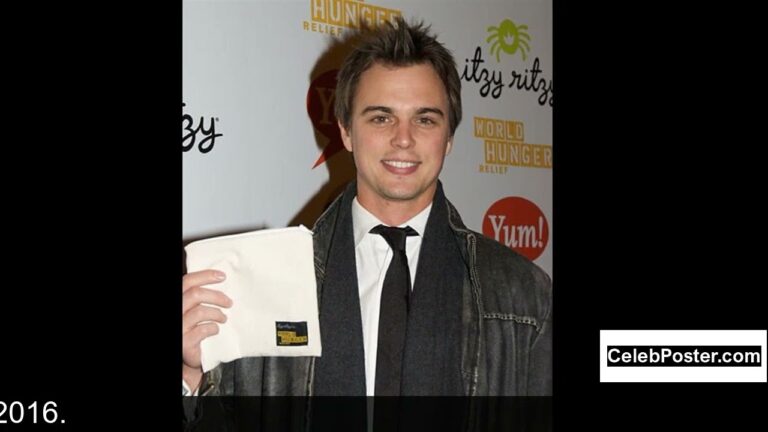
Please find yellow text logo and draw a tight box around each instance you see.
[303,0,402,37]
[474,116,552,174]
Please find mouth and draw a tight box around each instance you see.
[381,159,420,175]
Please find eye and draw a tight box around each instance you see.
[416,117,436,125]
[370,115,390,124]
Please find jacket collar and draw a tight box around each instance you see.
[312,180,477,285]
[313,179,473,240]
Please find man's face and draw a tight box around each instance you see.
[339,62,453,214]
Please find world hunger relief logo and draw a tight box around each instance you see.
[302,0,402,37]
[487,19,531,62]
[482,196,549,261]
[307,70,344,168]
[474,116,552,174]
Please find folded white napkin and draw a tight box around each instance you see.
[185,225,321,372]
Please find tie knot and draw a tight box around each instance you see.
[370,225,418,252]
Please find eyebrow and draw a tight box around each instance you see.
[361,106,393,115]
[360,106,445,117]
[415,107,445,117]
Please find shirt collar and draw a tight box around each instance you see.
[351,197,432,248]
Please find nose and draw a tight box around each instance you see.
[391,120,414,149]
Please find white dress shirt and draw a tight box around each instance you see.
[351,197,431,396]
[183,197,432,396]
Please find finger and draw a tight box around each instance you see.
[183,322,220,353]
[182,269,226,293]
[182,286,233,315]
[182,305,228,333]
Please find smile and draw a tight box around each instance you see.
[382,160,420,169]
[381,159,421,175]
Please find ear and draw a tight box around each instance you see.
[445,137,453,155]
[338,120,353,152]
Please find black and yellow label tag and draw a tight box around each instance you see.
[275,321,309,346]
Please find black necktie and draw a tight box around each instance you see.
[369,224,418,396]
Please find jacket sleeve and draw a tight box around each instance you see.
[182,364,232,430]
[527,272,552,395]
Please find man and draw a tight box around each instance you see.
[182,17,551,398]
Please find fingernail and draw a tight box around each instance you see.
[214,271,226,281]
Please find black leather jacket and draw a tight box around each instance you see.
[197,183,552,396]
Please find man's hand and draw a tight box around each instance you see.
[182,270,232,392]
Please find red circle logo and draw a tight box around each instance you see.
[307,69,344,168]
[482,196,549,261]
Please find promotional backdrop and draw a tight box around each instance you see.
[183,0,553,276]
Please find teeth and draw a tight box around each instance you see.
[383,160,418,169]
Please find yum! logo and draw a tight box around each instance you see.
[307,69,344,168]
[482,196,549,261]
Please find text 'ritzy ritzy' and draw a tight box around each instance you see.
[182,102,223,154]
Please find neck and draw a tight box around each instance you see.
[357,185,437,226]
